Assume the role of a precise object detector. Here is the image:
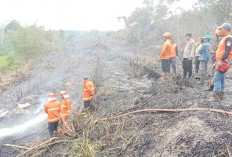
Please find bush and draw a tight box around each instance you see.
[0,56,8,68]
[69,132,99,157]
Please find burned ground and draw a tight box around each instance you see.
[1,42,232,157]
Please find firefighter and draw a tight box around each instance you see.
[82,76,95,117]
[159,32,172,81]
[60,91,72,132]
[170,39,178,75]
[44,93,61,137]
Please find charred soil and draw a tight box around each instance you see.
[1,42,232,157]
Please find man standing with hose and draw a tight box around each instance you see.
[44,93,61,137]
[60,91,72,132]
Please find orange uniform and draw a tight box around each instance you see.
[170,44,177,58]
[61,98,71,118]
[83,80,95,101]
[159,39,172,59]
[44,100,61,123]
[216,35,232,61]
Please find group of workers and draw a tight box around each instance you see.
[159,22,232,102]
[44,76,95,137]
[43,22,232,137]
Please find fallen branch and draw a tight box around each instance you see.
[3,144,30,150]
[63,132,78,138]
[47,140,67,147]
[17,137,57,157]
[100,108,232,121]
[73,107,102,136]
[226,145,231,157]
[83,107,102,128]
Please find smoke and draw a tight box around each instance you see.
[0,97,48,138]
[34,97,47,114]
[0,113,47,137]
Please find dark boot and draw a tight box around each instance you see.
[195,77,200,80]
[205,85,214,91]
[219,92,224,100]
[200,75,205,85]
[194,73,200,80]
[209,92,221,102]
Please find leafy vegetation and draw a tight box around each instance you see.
[0,56,8,68]
[0,20,69,73]
[115,0,232,50]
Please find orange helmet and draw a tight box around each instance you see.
[60,91,67,96]
[47,93,56,98]
[215,29,223,36]
[163,32,171,38]
[60,91,70,98]
[47,93,56,102]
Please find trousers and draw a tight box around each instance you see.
[182,58,192,78]
[48,121,59,137]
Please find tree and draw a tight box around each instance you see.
[4,20,22,33]
[197,0,232,24]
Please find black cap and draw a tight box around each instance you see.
[185,33,192,38]
[219,23,231,31]
[185,33,192,37]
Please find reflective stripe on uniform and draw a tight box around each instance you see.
[90,91,95,95]
[61,105,67,108]
[48,108,59,111]
[83,95,93,101]
[84,89,88,91]
[67,110,70,112]
[48,117,60,122]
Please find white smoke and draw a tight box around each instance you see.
[0,113,47,137]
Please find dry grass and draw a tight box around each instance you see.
[69,132,99,157]
[0,64,30,93]
[95,82,114,97]
[72,111,86,133]
[127,54,157,77]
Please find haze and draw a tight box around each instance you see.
[0,0,196,31]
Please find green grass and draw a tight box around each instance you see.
[0,56,8,68]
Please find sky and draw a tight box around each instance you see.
[0,0,197,31]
